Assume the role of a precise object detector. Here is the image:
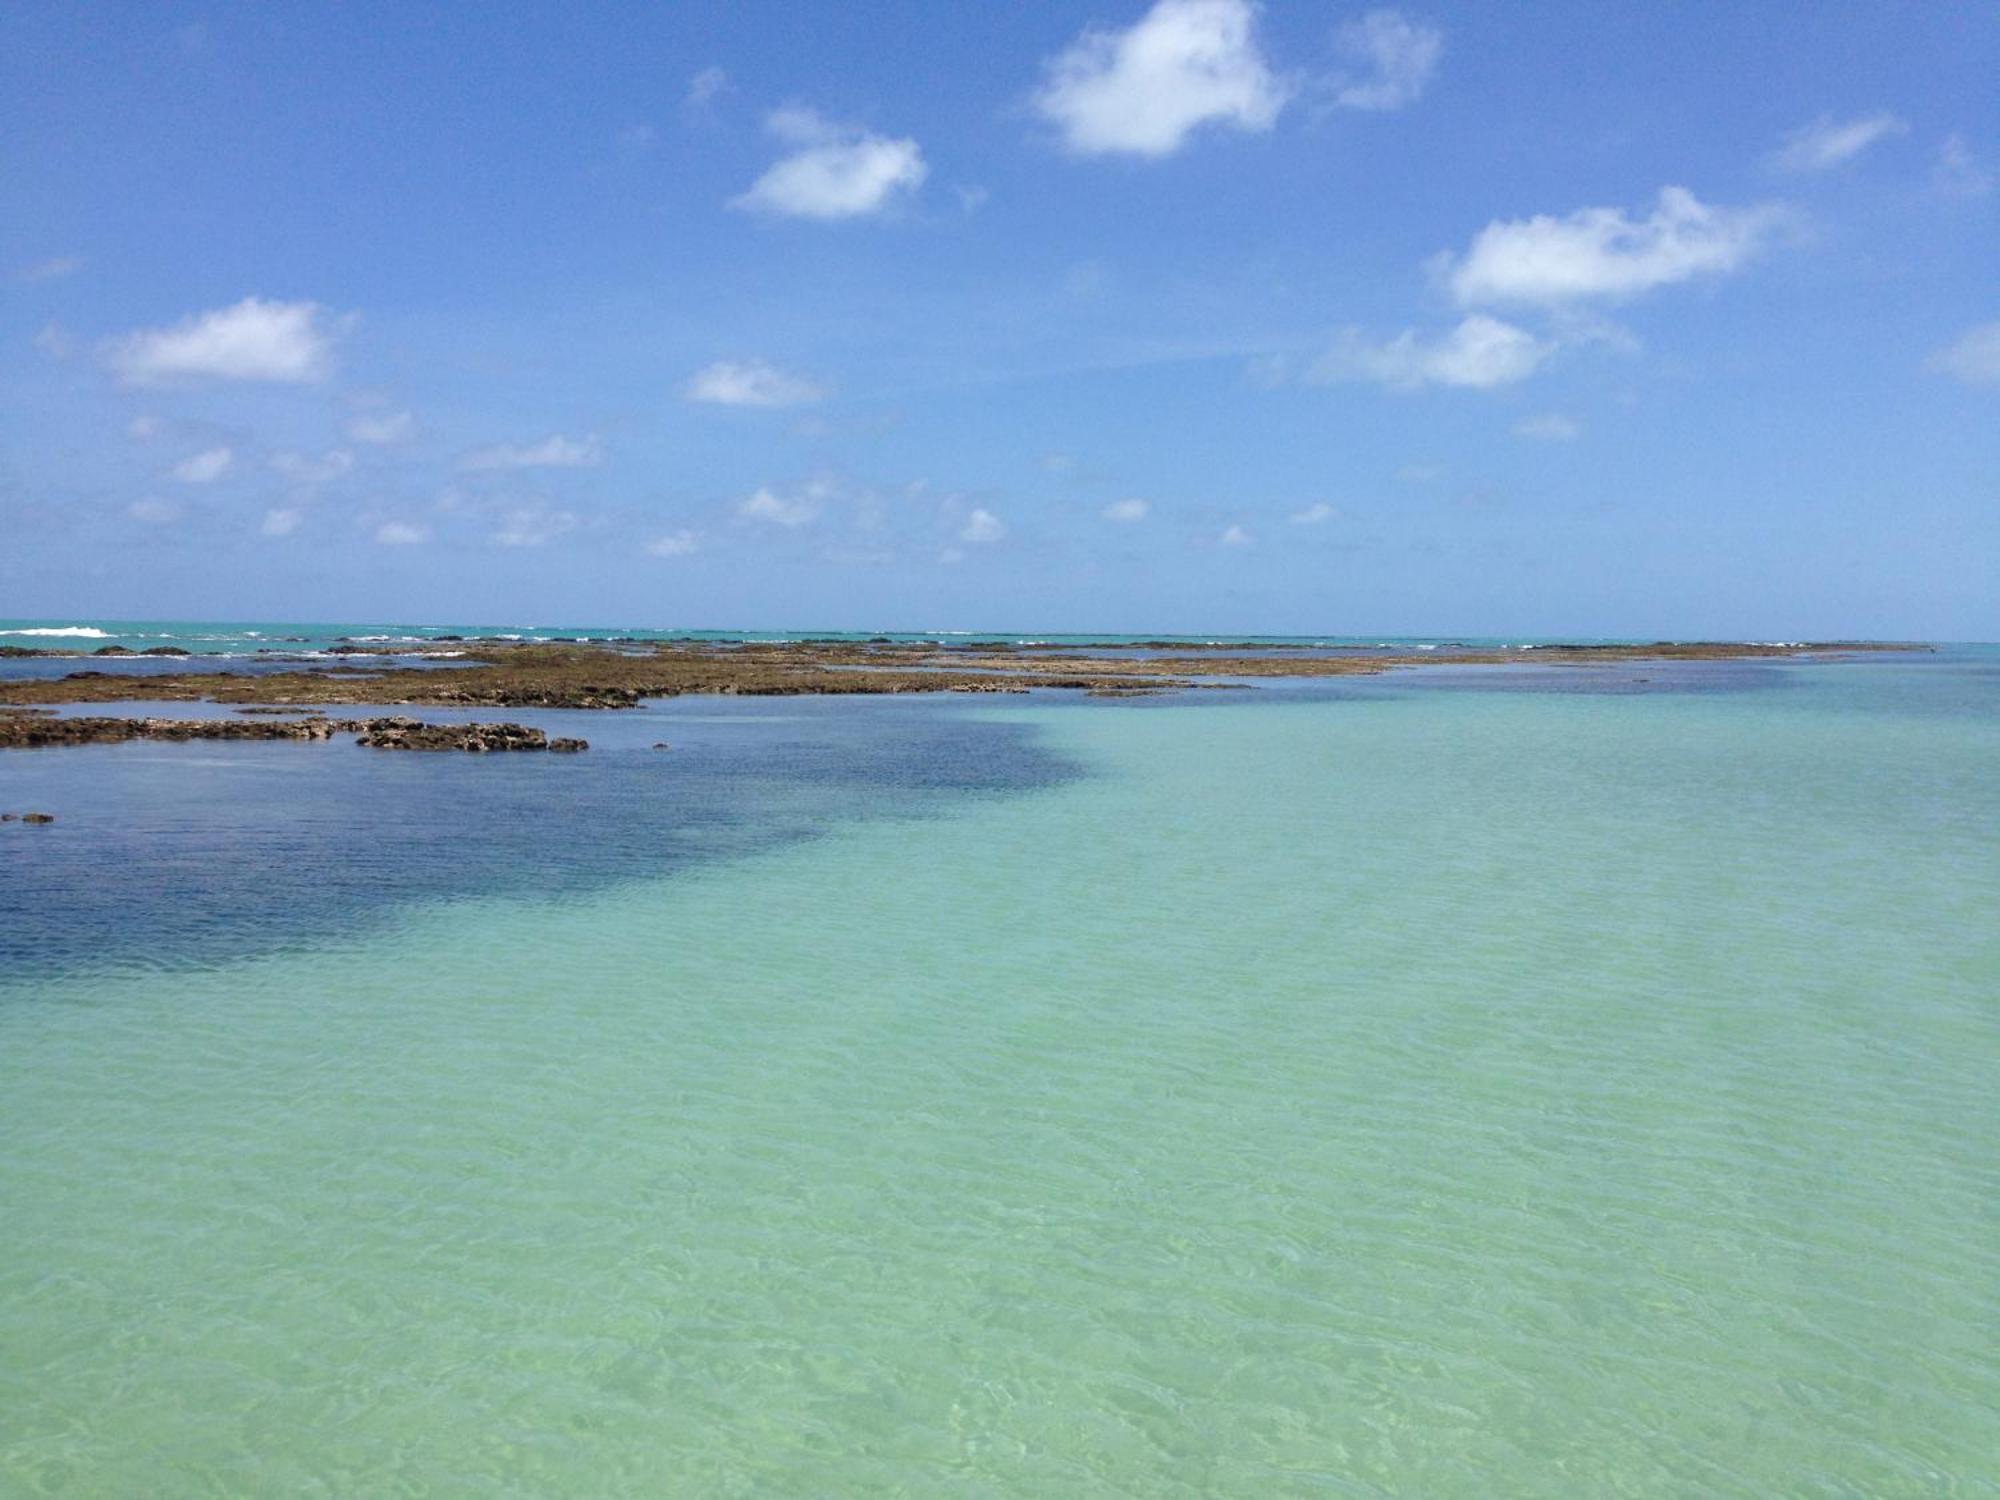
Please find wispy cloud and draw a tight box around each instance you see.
[1933,134,1993,198]
[261,507,304,537]
[1289,502,1340,524]
[16,255,81,284]
[1219,523,1253,546]
[374,520,428,545]
[1926,322,2000,384]
[1102,497,1151,522]
[458,434,602,471]
[492,506,579,547]
[1441,187,1788,307]
[271,448,353,485]
[1513,412,1580,441]
[1329,10,1441,112]
[1033,0,1291,158]
[685,66,730,111]
[736,480,830,527]
[127,496,182,524]
[959,507,1006,543]
[645,530,701,557]
[107,297,339,385]
[1311,315,1551,390]
[171,446,233,484]
[683,358,826,407]
[346,409,415,445]
[1770,112,1906,172]
[732,108,926,219]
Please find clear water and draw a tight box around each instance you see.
[3,654,1996,1495]
[0,616,1787,659]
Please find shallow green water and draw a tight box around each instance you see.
[3,662,1997,1495]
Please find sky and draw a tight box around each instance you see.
[2,0,1996,637]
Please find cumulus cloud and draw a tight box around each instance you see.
[261,507,304,537]
[128,496,182,524]
[682,358,827,407]
[645,530,701,557]
[1311,314,1551,390]
[271,448,353,485]
[492,506,579,548]
[736,482,827,527]
[1289,502,1340,524]
[1926,322,2000,384]
[374,520,428,545]
[1033,0,1291,157]
[1513,412,1580,441]
[346,409,416,445]
[1441,187,1788,307]
[458,434,602,471]
[1220,524,1252,546]
[1770,112,1906,173]
[172,446,233,484]
[732,108,926,219]
[1329,10,1441,111]
[1933,135,1993,198]
[1102,497,1151,522]
[959,507,1005,543]
[107,297,338,385]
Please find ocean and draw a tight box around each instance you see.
[2,633,1996,1495]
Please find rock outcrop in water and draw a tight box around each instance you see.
[0,711,587,753]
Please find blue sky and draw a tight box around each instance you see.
[3,1,1995,636]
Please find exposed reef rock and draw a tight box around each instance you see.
[3,811,57,823]
[0,711,587,754]
[0,638,1922,722]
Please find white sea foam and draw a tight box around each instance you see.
[0,626,113,637]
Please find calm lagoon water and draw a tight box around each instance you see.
[2,653,1996,1495]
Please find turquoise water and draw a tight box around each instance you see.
[3,656,1997,1494]
[0,617,1754,655]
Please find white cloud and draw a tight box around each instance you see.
[682,358,827,407]
[1312,314,1551,390]
[260,507,304,537]
[1770,112,1906,172]
[271,448,353,485]
[731,108,926,219]
[736,482,825,527]
[1033,0,1291,158]
[645,529,701,557]
[1102,497,1151,522]
[1442,187,1787,307]
[346,409,416,445]
[1289,502,1340,524]
[1330,10,1442,111]
[107,297,338,385]
[16,255,81,283]
[374,520,429,546]
[458,434,602,471]
[172,446,234,484]
[127,415,162,442]
[128,496,182,524]
[685,66,730,110]
[1934,134,1993,198]
[960,507,1005,543]
[1220,524,1252,546]
[1926,322,2000,384]
[492,506,579,548]
[1513,412,1580,441]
